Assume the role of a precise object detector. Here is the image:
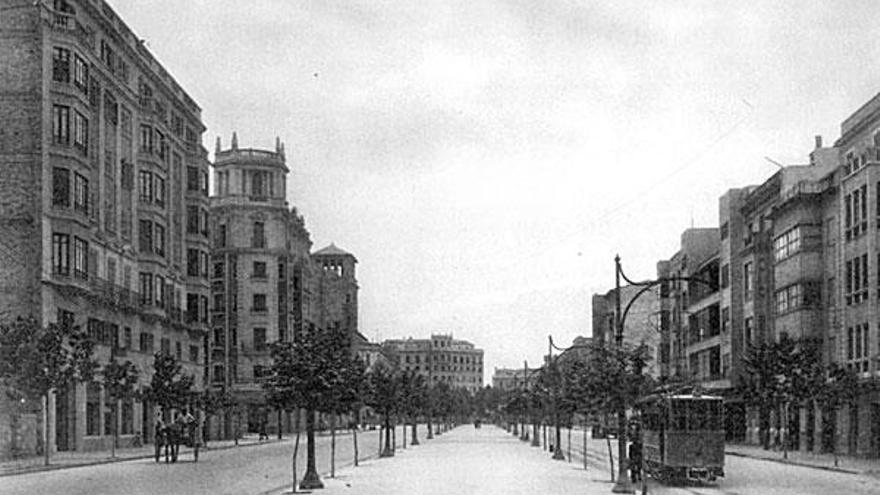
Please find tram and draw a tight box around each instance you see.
[637,391,725,483]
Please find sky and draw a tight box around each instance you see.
[110,0,880,382]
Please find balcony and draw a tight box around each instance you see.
[88,277,141,312]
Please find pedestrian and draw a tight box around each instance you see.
[259,414,269,441]
[628,438,642,483]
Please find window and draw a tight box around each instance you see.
[86,383,100,436]
[72,173,88,214]
[200,209,209,237]
[253,261,267,278]
[154,275,165,307]
[213,293,224,311]
[252,294,267,312]
[138,171,152,203]
[154,176,165,207]
[52,47,71,82]
[721,307,730,333]
[252,171,264,197]
[52,167,70,206]
[160,338,170,355]
[187,249,199,276]
[103,91,118,125]
[171,114,183,137]
[743,262,754,300]
[139,272,153,306]
[138,220,152,254]
[52,105,70,144]
[139,332,154,353]
[73,111,88,155]
[175,341,182,361]
[845,253,869,305]
[156,130,167,160]
[845,185,868,240]
[154,223,165,257]
[189,345,199,363]
[774,226,801,261]
[186,166,199,192]
[52,233,70,275]
[744,317,753,345]
[123,327,132,349]
[720,222,729,240]
[186,205,199,234]
[73,54,88,94]
[847,323,870,373]
[775,284,802,314]
[216,224,227,248]
[200,295,209,322]
[200,252,209,279]
[71,236,87,279]
[140,125,153,153]
[720,264,729,289]
[252,221,265,248]
[253,327,266,351]
[186,293,199,323]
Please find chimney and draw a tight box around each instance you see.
[815,135,822,149]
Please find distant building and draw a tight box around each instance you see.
[382,334,484,392]
[491,366,536,391]
[591,284,662,378]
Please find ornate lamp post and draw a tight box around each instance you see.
[611,255,716,494]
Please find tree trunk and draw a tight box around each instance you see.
[411,421,419,445]
[292,410,301,494]
[299,409,323,490]
[278,409,283,440]
[583,420,588,471]
[567,425,572,462]
[606,434,615,482]
[381,413,394,457]
[392,419,397,452]
[43,392,50,466]
[353,422,359,467]
[402,419,407,449]
[330,414,336,478]
[426,414,433,439]
[112,400,118,459]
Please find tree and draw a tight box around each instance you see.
[102,359,139,458]
[366,361,399,457]
[816,363,858,464]
[264,327,358,490]
[198,388,236,444]
[141,352,195,419]
[0,317,98,465]
[398,369,427,446]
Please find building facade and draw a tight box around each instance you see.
[591,284,662,378]
[0,0,210,458]
[208,136,360,436]
[382,334,484,392]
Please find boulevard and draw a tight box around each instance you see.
[4,424,879,495]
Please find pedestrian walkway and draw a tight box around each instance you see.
[0,434,282,477]
[725,443,880,477]
[283,425,610,495]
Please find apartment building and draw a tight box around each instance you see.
[0,0,210,457]
[208,136,360,435]
[382,334,484,392]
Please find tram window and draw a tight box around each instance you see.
[691,400,708,430]
[671,401,687,430]
[708,401,722,429]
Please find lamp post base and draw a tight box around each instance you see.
[612,478,635,493]
[552,449,566,460]
[299,470,324,490]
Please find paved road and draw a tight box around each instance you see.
[542,426,880,495]
[0,425,422,495]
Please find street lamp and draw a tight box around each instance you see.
[611,255,717,494]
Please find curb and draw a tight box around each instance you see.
[724,450,860,475]
[0,438,286,478]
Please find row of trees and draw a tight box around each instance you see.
[261,327,479,491]
[740,336,859,459]
[0,316,213,465]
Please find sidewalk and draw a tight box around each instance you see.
[276,425,610,495]
[725,443,880,477]
[0,434,282,477]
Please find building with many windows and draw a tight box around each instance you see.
[382,334,484,392]
[0,0,210,458]
[208,135,360,436]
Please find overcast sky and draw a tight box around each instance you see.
[112,0,880,381]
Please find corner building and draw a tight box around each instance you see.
[209,136,359,437]
[0,0,210,458]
